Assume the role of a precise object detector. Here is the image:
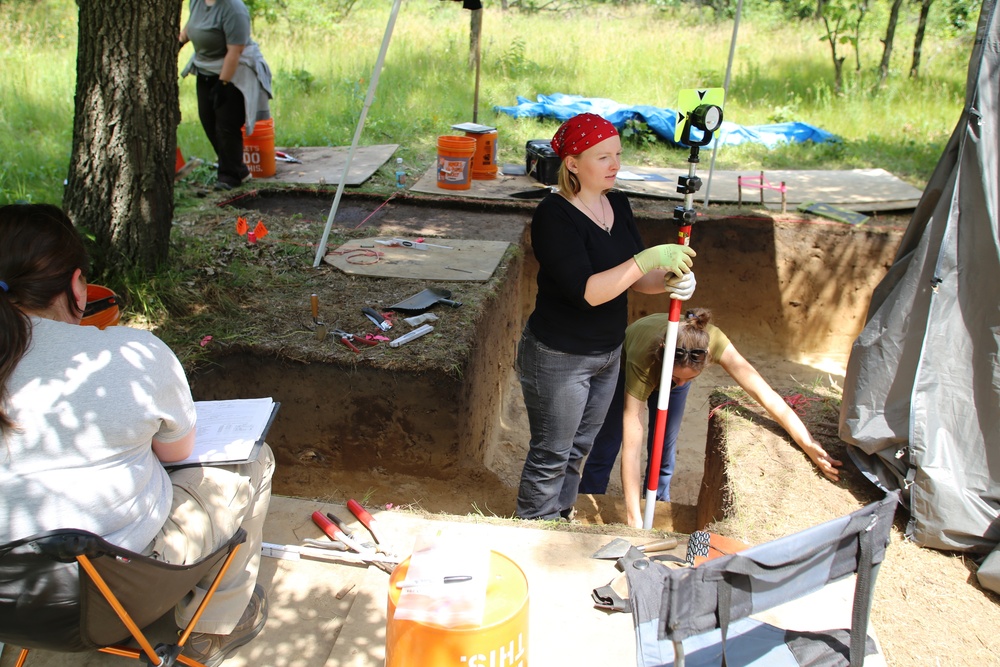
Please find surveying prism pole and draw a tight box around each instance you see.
[643,104,723,530]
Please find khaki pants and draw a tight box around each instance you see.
[146,443,274,635]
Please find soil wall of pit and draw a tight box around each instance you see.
[190,246,524,481]
[629,214,904,362]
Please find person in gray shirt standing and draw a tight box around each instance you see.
[179,0,273,191]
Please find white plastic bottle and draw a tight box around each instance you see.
[395,158,406,188]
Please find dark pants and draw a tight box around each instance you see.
[579,370,692,502]
[515,326,621,520]
[196,74,250,187]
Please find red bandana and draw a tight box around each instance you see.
[549,113,619,159]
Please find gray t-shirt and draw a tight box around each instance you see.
[0,317,196,552]
[186,0,252,73]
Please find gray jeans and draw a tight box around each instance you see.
[515,327,621,520]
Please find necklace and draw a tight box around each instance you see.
[578,195,611,234]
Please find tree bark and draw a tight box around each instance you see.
[64,0,181,273]
[910,0,934,78]
[878,0,905,87]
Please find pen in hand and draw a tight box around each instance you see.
[396,575,474,589]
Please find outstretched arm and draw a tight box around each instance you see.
[621,392,649,528]
[717,344,843,481]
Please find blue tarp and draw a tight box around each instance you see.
[493,93,838,149]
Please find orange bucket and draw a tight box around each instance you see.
[436,135,477,190]
[467,129,498,180]
[242,118,276,178]
[80,284,120,329]
[385,550,529,666]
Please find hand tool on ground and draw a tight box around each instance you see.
[326,511,398,559]
[508,185,556,199]
[374,238,454,250]
[347,498,383,544]
[261,542,400,568]
[644,96,723,530]
[389,324,434,348]
[591,536,679,560]
[331,328,379,353]
[302,537,350,551]
[311,511,372,554]
[274,150,302,163]
[388,287,463,313]
[326,512,378,550]
[309,294,328,342]
[362,307,392,331]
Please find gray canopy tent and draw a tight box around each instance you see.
[839,0,999,586]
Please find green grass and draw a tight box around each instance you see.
[0,0,973,205]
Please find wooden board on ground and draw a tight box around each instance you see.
[409,163,923,212]
[255,144,399,186]
[323,237,509,281]
[409,165,549,201]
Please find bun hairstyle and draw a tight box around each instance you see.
[0,204,90,433]
[675,308,712,370]
[643,308,714,378]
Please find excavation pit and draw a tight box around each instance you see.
[190,191,905,524]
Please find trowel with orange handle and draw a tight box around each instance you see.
[309,294,327,342]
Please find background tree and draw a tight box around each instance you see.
[911,0,936,77]
[820,0,851,93]
[878,0,906,86]
[63,0,181,273]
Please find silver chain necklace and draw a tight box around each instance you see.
[578,195,611,234]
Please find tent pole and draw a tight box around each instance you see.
[313,0,403,268]
[703,0,743,206]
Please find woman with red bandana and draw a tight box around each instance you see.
[515,113,697,520]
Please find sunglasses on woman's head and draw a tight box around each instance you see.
[675,347,707,363]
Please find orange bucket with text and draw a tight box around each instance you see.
[242,118,276,178]
[385,550,529,666]
[80,284,120,329]
[467,129,498,180]
[436,135,477,190]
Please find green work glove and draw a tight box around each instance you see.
[633,244,696,276]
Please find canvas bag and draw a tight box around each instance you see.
[627,491,899,667]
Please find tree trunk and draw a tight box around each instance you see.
[911,0,934,78]
[823,16,846,95]
[878,0,905,87]
[64,0,181,273]
[853,0,868,72]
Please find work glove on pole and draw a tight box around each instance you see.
[664,270,697,300]
[633,244,696,277]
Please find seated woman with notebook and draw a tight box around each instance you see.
[0,204,273,666]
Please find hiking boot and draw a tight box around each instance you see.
[183,584,268,667]
[214,172,252,191]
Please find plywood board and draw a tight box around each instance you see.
[323,237,509,282]
[254,144,399,186]
[409,163,923,212]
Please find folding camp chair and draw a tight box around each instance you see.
[0,527,247,666]
[627,491,899,667]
